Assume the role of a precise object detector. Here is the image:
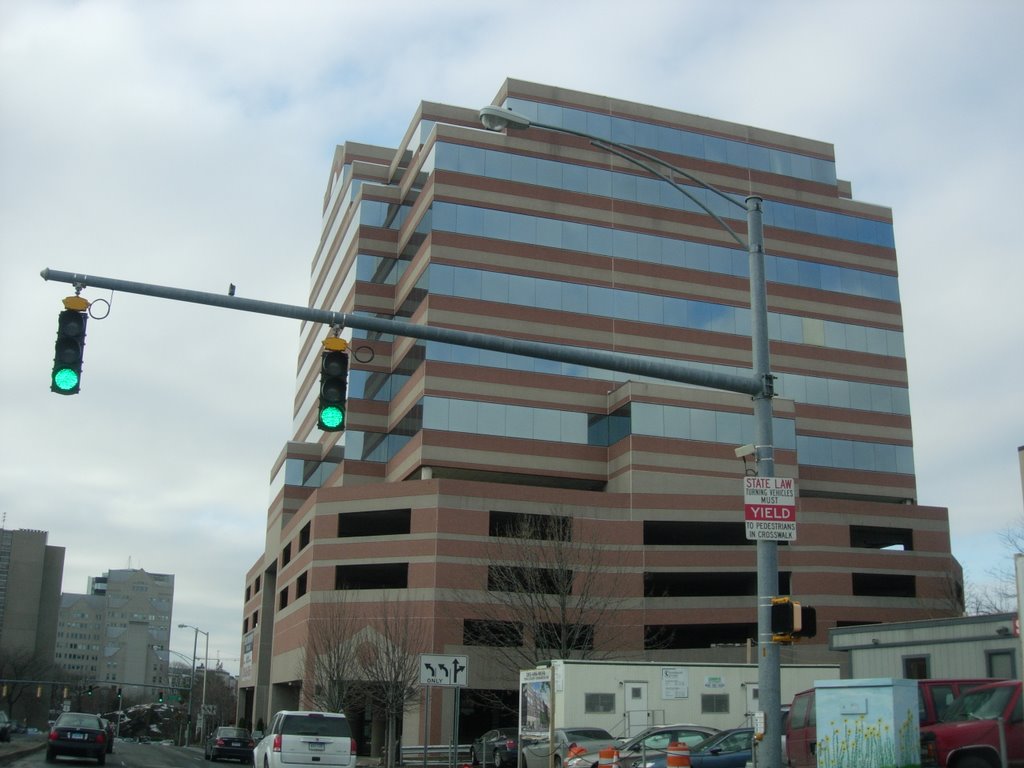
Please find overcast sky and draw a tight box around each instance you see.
[2,0,1023,677]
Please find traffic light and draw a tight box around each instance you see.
[86,685,93,696]
[317,338,349,432]
[770,597,817,643]
[158,690,164,703]
[51,296,90,395]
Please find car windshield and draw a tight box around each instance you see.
[564,729,614,742]
[694,730,750,754]
[621,731,660,751]
[941,686,1014,722]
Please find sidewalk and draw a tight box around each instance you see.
[0,738,46,764]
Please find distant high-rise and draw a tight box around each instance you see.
[55,568,174,694]
[0,528,64,661]
[239,80,962,747]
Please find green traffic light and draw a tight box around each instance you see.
[319,405,344,429]
[53,368,80,391]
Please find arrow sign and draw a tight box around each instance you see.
[419,654,469,687]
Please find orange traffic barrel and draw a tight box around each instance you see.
[599,747,619,768]
[666,742,691,768]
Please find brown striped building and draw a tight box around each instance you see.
[238,80,961,749]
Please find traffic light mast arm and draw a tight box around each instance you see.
[40,268,765,398]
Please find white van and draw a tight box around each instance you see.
[253,711,357,768]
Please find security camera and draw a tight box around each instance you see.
[734,444,756,459]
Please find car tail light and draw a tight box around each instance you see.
[217,738,227,747]
[48,730,58,742]
[351,738,358,754]
[506,740,516,750]
[248,740,256,749]
[273,734,283,753]
[97,732,107,745]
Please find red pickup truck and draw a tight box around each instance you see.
[919,680,1023,768]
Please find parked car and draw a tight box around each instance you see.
[46,711,108,765]
[206,726,257,763]
[0,711,11,743]
[787,678,1002,768]
[471,727,518,768]
[920,680,1024,767]
[521,728,616,768]
[629,728,754,768]
[570,724,720,768]
[253,711,357,768]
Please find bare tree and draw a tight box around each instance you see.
[960,514,1024,615]
[0,648,57,719]
[298,592,363,713]
[357,592,425,768]
[461,511,632,689]
[963,567,1016,615]
[999,516,1024,556]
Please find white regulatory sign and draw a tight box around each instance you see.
[419,654,469,687]
[743,476,798,541]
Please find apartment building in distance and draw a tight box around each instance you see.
[0,528,64,726]
[55,568,174,696]
[0,528,64,662]
[239,80,962,749]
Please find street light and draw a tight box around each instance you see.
[179,623,210,747]
[480,104,782,767]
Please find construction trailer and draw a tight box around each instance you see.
[528,659,840,736]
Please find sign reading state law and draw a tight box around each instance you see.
[744,476,798,541]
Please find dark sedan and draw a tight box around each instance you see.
[47,711,108,764]
[630,728,754,768]
[471,728,518,768]
[205,726,256,763]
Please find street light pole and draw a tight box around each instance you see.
[479,105,782,767]
[185,627,198,746]
[180,623,210,747]
[200,630,210,746]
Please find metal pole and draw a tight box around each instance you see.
[451,687,459,768]
[39,269,760,398]
[747,196,781,768]
[187,627,198,746]
[423,688,430,768]
[200,631,209,744]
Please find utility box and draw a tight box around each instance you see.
[814,678,919,768]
